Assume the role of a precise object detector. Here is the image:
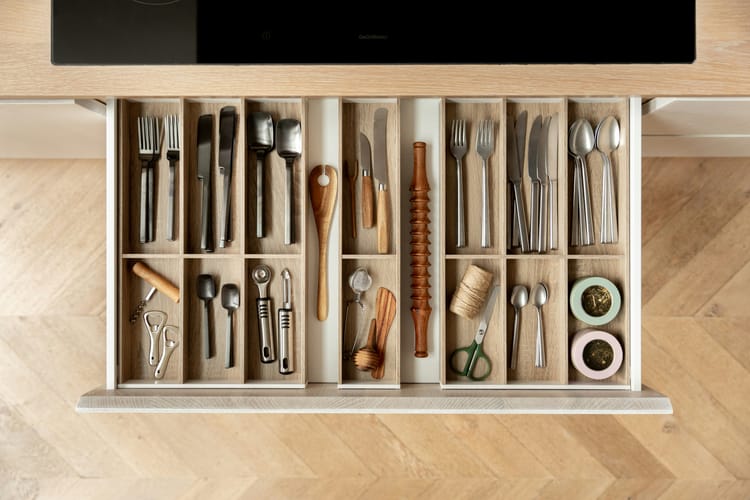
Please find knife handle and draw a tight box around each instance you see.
[549,179,558,250]
[530,181,540,252]
[220,173,231,247]
[200,180,213,252]
[362,173,375,228]
[512,182,531,253]
[377,186,389,254]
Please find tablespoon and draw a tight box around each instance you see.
[531,282,548,368]
[510,285,529,370]
[595,116,620,243]
[569,119,595,246]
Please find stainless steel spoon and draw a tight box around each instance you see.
[276,119,302,246]
[531,282,548,368]
[509,285,529,370]
[221,284,240,369]
[196,274,216,359]
[595,116,620,244]
[248,112,274,239]
[569,119,595,246]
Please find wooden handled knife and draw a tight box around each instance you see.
[373,108,389,254]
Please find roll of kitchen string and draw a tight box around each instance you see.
[449,264,494,319]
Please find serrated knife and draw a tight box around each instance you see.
[527,115,543,252]
[373,108,389,254]
[197,114,213,252]
[506,117,530,253]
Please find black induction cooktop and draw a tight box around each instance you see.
[51,0,696,65]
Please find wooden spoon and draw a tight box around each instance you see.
[353,318,378,371]
[372,287,397,380]
[309,164,337,321]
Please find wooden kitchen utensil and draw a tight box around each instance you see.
[353,318,378,371]
[309,164,338,321]
[372,287,397,380]
[410,142,432,358]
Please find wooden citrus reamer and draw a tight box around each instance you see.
[410,142,431,358]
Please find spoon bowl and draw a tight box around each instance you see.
[595,116,620,155]
[509,285,529,370]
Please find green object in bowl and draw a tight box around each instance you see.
[570,277,621,326]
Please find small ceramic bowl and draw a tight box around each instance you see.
[569,276,621,326]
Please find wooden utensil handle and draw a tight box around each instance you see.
[377,188,389,254]
[317,242,328,321]
[362,175,375,228]
[132,262,180,303]
[412,307,431,358]
[348,176,357,239]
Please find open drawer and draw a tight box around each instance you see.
[78,96,672,413]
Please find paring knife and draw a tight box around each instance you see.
[197,114,214,252]
[373,108,389,254]
[506,117,530,253]
[218,107,237,248]
[512,111,527,249]
[527,115,543,253]
[539,116,551,253]
[359,133,375,229]
[547,113,559,250]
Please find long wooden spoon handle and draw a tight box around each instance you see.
[317,242,328,321]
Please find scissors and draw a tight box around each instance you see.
[450,284,500,381]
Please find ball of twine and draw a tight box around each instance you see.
[449,265,494,319]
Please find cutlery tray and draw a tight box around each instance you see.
[109,96,640,398]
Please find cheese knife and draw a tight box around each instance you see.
[373,108,389,254]
[547,113,559,250]
[527,115,543,252]
[359,133,375,229]
[506,117,530,253]
[218,106,237,248]
[197,114,214,252]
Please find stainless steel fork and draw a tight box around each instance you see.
[450,119,468,248]
[165,115,180,241]
[476,119,495,248]
[137,116,161,243]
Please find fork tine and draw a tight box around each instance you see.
[450,119,456,147]
[460,120,465,146]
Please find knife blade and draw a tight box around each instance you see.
[197,114,213,252]
[218,106,237,248]
[373,108,389,254]
[539,116,551,252]
[527,115,543,252]
[359,132,375,229]
[507,117,530,253]
[547,113,559,250]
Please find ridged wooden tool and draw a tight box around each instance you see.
[309,164,338,321]
[353,318,378,371]
[372,287,397,380]
[410,142,432,358]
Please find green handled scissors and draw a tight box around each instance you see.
[450,284,500,381]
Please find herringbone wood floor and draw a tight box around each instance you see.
[0,158,748,499]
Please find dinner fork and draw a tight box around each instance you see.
[165,115,180,241]
[137,116,161,243]
[450,119,468,248]
[476,119,495,248]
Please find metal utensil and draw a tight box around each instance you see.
[547,114,559,250]
[531,282,548,368]
[373,108,390,254]
[137,116,161,243]
[569,119,595,246]
[509,285,528,370]
[449,284,500,381]
[276,118,302,246]
[277,269,294,375]
[344,267,373,360]
[197,114,214,252]
[359,133,375,229]
[221,283,239,369]
[512,112,528,249]
[252,264,275,363]
[476,119,495,248]
[218,106,237,248]
[345,160,358,239]
[196,274,216,359]
[538,116,551,253]
[143,310,166,366]
[165,114,180,241]
[507,116,530,253]
[154,325,179,380]
[527,116,543,252]
[248,111,274,238]
[449,119,468,248]
[595,116,620,244]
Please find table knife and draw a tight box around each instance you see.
[513,111,527,249]
[359,133,375,229]
[539,116,551,253]
[197,114,214,252]
[507,118,530,253]
[527,115,543,252]
[218,106,237,248]
[547,113,559,249]
[373,108,389,254]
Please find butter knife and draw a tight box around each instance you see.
[507,117,530,253]
[527,115,543,253]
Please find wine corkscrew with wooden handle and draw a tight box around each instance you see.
[128,262,180,323]
[410,142,432,358]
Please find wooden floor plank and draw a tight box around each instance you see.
[696,317,750,372]
[698,259,750,319]
[597,478,673,500]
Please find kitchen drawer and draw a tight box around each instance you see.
[77,96,672,414]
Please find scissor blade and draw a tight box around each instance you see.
[475,284,501,344]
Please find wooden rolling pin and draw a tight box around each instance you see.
[410,142,432,358]
[129,261,180,323]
